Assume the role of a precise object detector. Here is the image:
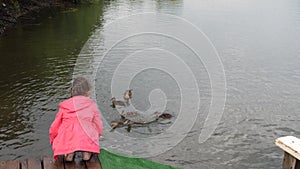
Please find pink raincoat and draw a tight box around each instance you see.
[49,96,103,159]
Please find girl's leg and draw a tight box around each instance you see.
[82,151,92,161]
[64,152,75,162]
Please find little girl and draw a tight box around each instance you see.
[49,77,103,161]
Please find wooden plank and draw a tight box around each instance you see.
[296,160,300,169]
[85,154,102,169]
[43,156,64,169]
[0,153,101,169]
[21,158,42,169]
[283,152,297,169]
[276,136,300,160]
[0,160,20,169]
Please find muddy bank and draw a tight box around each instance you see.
[0,0,81,36]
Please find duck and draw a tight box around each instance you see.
[110,110,173,132]
[123,89,132,101]
[111,97,128,108]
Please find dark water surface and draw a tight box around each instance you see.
[0,3,104,160]
[1,0,300,169]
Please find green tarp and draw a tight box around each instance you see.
[98,149,180,169]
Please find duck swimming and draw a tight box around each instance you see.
[123,89,132,101]
[110,97,128,108]
[110,110,172,132]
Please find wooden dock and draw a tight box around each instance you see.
[0,153,102,169]
[276,136,300,169]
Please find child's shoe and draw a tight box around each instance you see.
[64,152,74,162]
[82,152,92,161]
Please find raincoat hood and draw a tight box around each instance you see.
[59,96,94,112]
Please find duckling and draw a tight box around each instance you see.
[123,89,132,101]
[111,97,127,108]
[110,120,134,132]
[158,113,173,119]
[153,112,173,119]
[110,121,125,131]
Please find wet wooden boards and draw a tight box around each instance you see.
[276,136,300,169]
[0,153,102,169]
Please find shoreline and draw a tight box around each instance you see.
[0,0,78,36]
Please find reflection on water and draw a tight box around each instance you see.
[0,0,300,168]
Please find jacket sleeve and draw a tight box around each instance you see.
[49,108,63,145]
[93,104,103,137]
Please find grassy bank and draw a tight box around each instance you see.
[0,0,95,35]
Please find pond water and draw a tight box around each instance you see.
[1,0,300,168]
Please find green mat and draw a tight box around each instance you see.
[98,149,180,169]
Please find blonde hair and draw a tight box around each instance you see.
[71,77,91,97]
